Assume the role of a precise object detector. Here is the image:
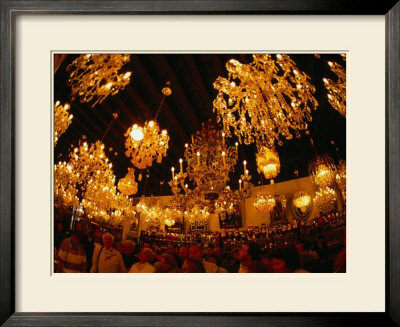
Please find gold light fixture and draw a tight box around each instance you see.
[256,146,280,180]
[67,54,131,107]
[335,159,346,201]
[254,192,276,214]
[124,120,169,169]
[54,101,73,146]
[54,161,79,207]
[293,189,311,212]
[117,167,138,196]
[308,154,336,187]
[323,58,346,117]
[213,54,318,147]
[313,186,337,214]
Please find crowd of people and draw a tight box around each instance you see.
[55,221,346,273]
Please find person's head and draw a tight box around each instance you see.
[182,258,205,273]
[189,245,203,261]
[260,253,273,272]
[166,244,175,256]
[160,253,177,272]
[114,241,124,254]
[206,247,213,256]
[213,247,222,257]
[232,248,240,260]
[136,248,155,263]
[272,247,300,273]
[70,232,80,246]
[178,246,188,260]
[75,221,84,233]
[102,232,114,249]
[239,243,261,264]
[247,262,269,273]
[143,242,152,249]
[123,240,136,256]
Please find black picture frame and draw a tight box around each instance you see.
[1,1,399,326]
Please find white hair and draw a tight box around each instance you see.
[102,232,114,241]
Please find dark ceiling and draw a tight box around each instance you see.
[54,53,346,197]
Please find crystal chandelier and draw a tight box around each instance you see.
[313,186,337,214]
[184,204,210,227]
[335,159,346,201]
[54,161,79,207]
[184,123,238,196]
[254,192,276,214]
[124,120,169,169]
[256,146,280,180]
[323,58,346,117]
[54,101,73,146]
[136,198,164,227]
[67,54,131,107]
[213,54,318,147]
[293,189,311,212]
[117,167,138,196]
[308,154,336,187]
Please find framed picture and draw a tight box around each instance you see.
[1,1,400,326]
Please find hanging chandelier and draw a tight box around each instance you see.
[54,161,79,207]
[124,120,169,170]
[67,54,131,107]
[184,122,238,196]
[335,159,346,201]
[117,167,138,196]
[254,192,276,214]
[308,154,336,187]
[323,58,346,117]
[213,54,318,147]
[54,101,73,146]
[256,146,280,180]
[293,189,311,212]
[184,204,210,227]
[313,186,337,214]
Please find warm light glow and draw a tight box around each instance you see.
[256,146,280,180]
[130,125,144,141]
[54,101,73,146]
[323,58,346,117]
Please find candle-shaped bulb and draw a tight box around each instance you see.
[246,169,249,176]
[185,143,188,148]
[239,179,242,191]
[179,158,183,173]
[196,151,200,165]
[222,151,226,165]
[222,132,225,146]
[171,166,175,180]
[235,142,238,151]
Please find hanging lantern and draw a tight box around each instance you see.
[117,168,138,196]
[293,189,311,212]
[314,186,337,214]
[308,154,336,187]
[256,146,280,180]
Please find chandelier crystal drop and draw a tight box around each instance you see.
[308,154,336,187]
[117,167,138,196]
[314,186,337,214]
[67,54,131,107]
[124,120,169,169]
[256,146,280,180]
[323,58,346,117]
[54,101,73,146]
[213,54,318,147]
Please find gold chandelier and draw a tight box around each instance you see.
[213,54,318,147]
[184,204,210,227]
[323,58,346,117]
[124,120,169,169]
[54,161,79,207]
[54,101,73,146]
[254,192,276,214]
[313,186,337,214]
[256,146,280,180]
[293,189,311,212]
[308,154,336,187]
[67,54,131,107]
[117,167,138,196]
[184,123,238,195]
[335,159,346,201]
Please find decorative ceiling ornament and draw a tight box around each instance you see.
[54,101,73,146]
[54,161,79,208]
[308,154,336,187]
[256,146,280,180]
[253,192,276,214]
[323,58,346,117]
[124,120,169,169]
[117,167,138,196]
[67,54,131,107]
[313,186,337,214]
[293,189,312,212]
[335,159,346,201]
[213,54,318,147]
[184,122,238,196]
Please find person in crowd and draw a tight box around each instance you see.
[154,253,180,273]
[181,258,206,273]
[225,248,241,273]
[57,231,87,273]
[206,253,228,273]
[272,247,309,273]
[247,262,269,273]
[114,241,124,254]
[333,230,346,273]
[122,240,139,270]
[295,240,319,272]
[177,246,188,268]
[90,232,125,273]
[238,243,261,273]
[54,221,66,250]
[129,248,156,273]
[93,228,103,248]
[185,245,219,273]
[313,236,329,272]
